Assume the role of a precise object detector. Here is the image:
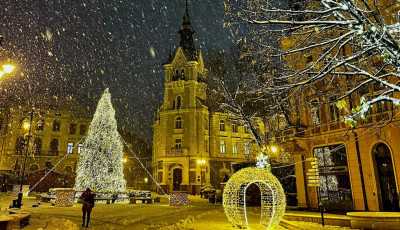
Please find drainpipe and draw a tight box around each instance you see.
[354,131,369,211]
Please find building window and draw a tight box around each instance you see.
[313,145,353,211]
[245,143,250,155]
[53,120,60,132]
[232,124,238,133]
[376,100,389,113]
[220,141,226,154]
[80,125,87,135]
[15,136,25,155]
[50,138,59,156]
[244,125,250,133]
[176,96,182,110]
[311,100,320,125]
[175,139,182,149]
[36,119,44,130]
[78,144,83,154]
[233,142,238,154]
[220,120,225,131]
[33,138,42,155]
[69,124,76,134]
[175,117,182,129]
[181,69,185,78]
[204,118,209,130]
[329,104,340,122]
[205,139,209,152]
[67,142,74,154]
[0,118,3,130]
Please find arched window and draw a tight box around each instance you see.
[220,120,226,131]
[176,96,182,110]
[65,165,73,174]
[33,138,42,155]
[29,164,39,172]
[15,136,25,155]
[50,138,59,156]
[175,117,182,129]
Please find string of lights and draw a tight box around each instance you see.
[121,137,168,197]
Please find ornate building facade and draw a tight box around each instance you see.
[0,99,91,191]
[152,3,263,195]
[275,0,400,212]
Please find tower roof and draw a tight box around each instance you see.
[165,0,199,64]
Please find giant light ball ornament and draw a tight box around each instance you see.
[223,154,286,229]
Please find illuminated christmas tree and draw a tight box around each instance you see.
[74,88,126,193]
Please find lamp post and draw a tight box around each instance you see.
[16,110,42,208]
[16,111,33,208]
[197,159,206,198]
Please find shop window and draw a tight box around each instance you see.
[313,145,353,211]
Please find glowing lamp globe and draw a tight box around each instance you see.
[223,167,286,229]
[2,64,15,74]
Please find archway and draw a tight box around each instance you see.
[374,143,399,211]
[173,168,182,191]
[223,167,285,229]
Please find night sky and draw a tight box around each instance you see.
[1,0,235,140]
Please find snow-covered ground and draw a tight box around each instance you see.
[0,194,353,230]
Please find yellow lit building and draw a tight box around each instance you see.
[275,0,400,212]
[152,3,264,194]
[0,98,91,191]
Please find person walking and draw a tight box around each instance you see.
[80,188,95,228]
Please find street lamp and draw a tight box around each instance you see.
[197,159,206,198]
[0,35,16,78]
[16,110,42,208]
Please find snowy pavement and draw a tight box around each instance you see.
[0,195,355,230]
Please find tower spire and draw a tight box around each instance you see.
[178,0,196,56]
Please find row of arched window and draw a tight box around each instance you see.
[14,163,73,174]
[15,137,59,156]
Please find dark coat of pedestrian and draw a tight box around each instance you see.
[80,188,95,227]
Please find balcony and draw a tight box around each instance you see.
[165,148,187,157]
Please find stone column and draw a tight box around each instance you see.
[294,154,308,208]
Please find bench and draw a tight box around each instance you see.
[129,197,153,204]
[94,198,111,204]
[41,196,55,202]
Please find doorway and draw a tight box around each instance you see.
[173,168,182,191]
[374,143,399,211]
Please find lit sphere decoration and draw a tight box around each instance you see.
[223,167,286,229]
